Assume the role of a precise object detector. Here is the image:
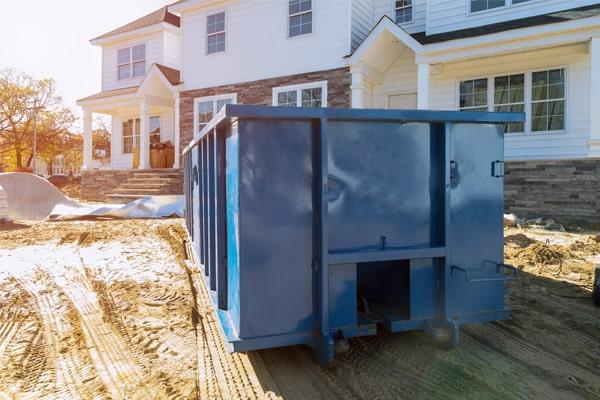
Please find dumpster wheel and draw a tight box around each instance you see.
[427,321,459,351]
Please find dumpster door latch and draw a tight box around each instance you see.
[450,160,459,185]
[491,160,504,178]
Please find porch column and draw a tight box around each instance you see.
[82,109,93,170]
[173,92,181,168]
[590,37,600,157]
[351,70,366,109]
[139,100,150,169]
[417,63,431,110]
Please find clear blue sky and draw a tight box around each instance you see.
[0,0,170,124]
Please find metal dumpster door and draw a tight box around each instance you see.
[448,123,506,319]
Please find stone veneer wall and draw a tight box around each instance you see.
[179,67,351,154]
[81,170,183,202]
[504,159,600,225]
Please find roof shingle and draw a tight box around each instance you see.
[92,6,180,42]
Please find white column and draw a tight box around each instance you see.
[417,63,431,110]
[82,110,93,170]
[351,71,366,109]
[589,37,600,157]
[173,92,181,168]
[139,100,150,169]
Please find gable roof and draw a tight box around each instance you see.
[411,4,600,45]
[92,6,180,42]
[155,64,182,85]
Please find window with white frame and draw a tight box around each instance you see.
[459,78,488,112]
[273,82,327,108]
[458,68,566,134]
[395,1,412,24]
[289,0,312,37]
[512,0,531,4]
[117,44,146,80]
[195,95,236,133]
[494,74,525,133]
[122,116,161,154]
[470,0,505,12]
[207,12,226,54]
[531,69,565,132]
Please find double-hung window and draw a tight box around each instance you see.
[459,68,566,134]
[122,116,160,154]
[395,1,413,24]
[122,119,134,153]
[289,0,312,37]
[273,81,327,108]
[117,44,146,80]
[195,94,236,133]
[470,0,505,13]
[207,12,226,54]
[149,116,161,143]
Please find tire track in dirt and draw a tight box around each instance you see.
[17,270,108,399]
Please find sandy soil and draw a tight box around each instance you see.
[0,219,599,400]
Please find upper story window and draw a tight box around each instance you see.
[207,12,226,54]
[395,1,413,24]
[289,0,313,37]
[273,81,327,108]
[195,94,236,133]
[470,0,505,13]
[458,68,566,134]
[117,44,146,81]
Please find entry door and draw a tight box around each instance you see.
[388,93,417,109]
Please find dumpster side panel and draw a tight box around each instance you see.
[327,122,433,252]
[237,119,315,339]
[226,125,241,331]
[449,123,505,317]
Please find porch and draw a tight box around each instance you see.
[77,64,182,171]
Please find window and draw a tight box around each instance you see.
[150,116,161,143]
[273,81,327,108]
[395,1,412,24]
[194,95,236,133]
[289,0,312,37]
[494,74,525,133]
[459,78,488,112]
[117,44,146,80]
[512,0,531,3]
[531,69,565,132]
[122,120,134,153]
[122,116,161,154]
[471,0,505,12]
[207,12,226,54]
[458,68,566,134]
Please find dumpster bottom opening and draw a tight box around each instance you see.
[357,260,411,323]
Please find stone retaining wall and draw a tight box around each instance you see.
[505,159,600,226]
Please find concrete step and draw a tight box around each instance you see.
[119,183,171,189]
[112,188,167,195]
[132,173,182,179]
[106,194,148,204]
[126,177,179,183]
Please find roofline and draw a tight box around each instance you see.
[169,0,224,13]
[90,21,179,46]
[137,64,182,95]
[76,87,140,108]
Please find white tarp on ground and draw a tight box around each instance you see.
[0,173,183,221]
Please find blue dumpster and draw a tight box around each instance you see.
[183,105,524,365]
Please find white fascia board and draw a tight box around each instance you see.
[76,95,140,112]
[418,16,600,63]
[137,64,180,96]
[347,17,425,66]
[169,0,222,14]
[90,22,179,46]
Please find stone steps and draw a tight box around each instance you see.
[106,170,183,204]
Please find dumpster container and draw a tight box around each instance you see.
[183,104,524,365]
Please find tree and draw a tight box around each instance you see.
[0,69,76,170]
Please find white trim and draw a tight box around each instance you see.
[206,10,227,55]
[193,93,237,136]
[91,22,179,46]
[395,0,413,25]
[116,42,146,82]
[137,64,181,96]
[272,80,328,107]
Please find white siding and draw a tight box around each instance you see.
[163,31,182,69]
[374,0,427,34]
[101,33,163,91]
[430,44,590,160]
[428,0,598,35]
[352,0,374,51]
[180,0,352,90]
[371,50,418,108]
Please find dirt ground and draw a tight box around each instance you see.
[0,219,599,400]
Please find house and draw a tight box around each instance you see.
[78,0,600,223]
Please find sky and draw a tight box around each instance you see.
[0,0,171,126]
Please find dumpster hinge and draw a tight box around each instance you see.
[491,160,504,178]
